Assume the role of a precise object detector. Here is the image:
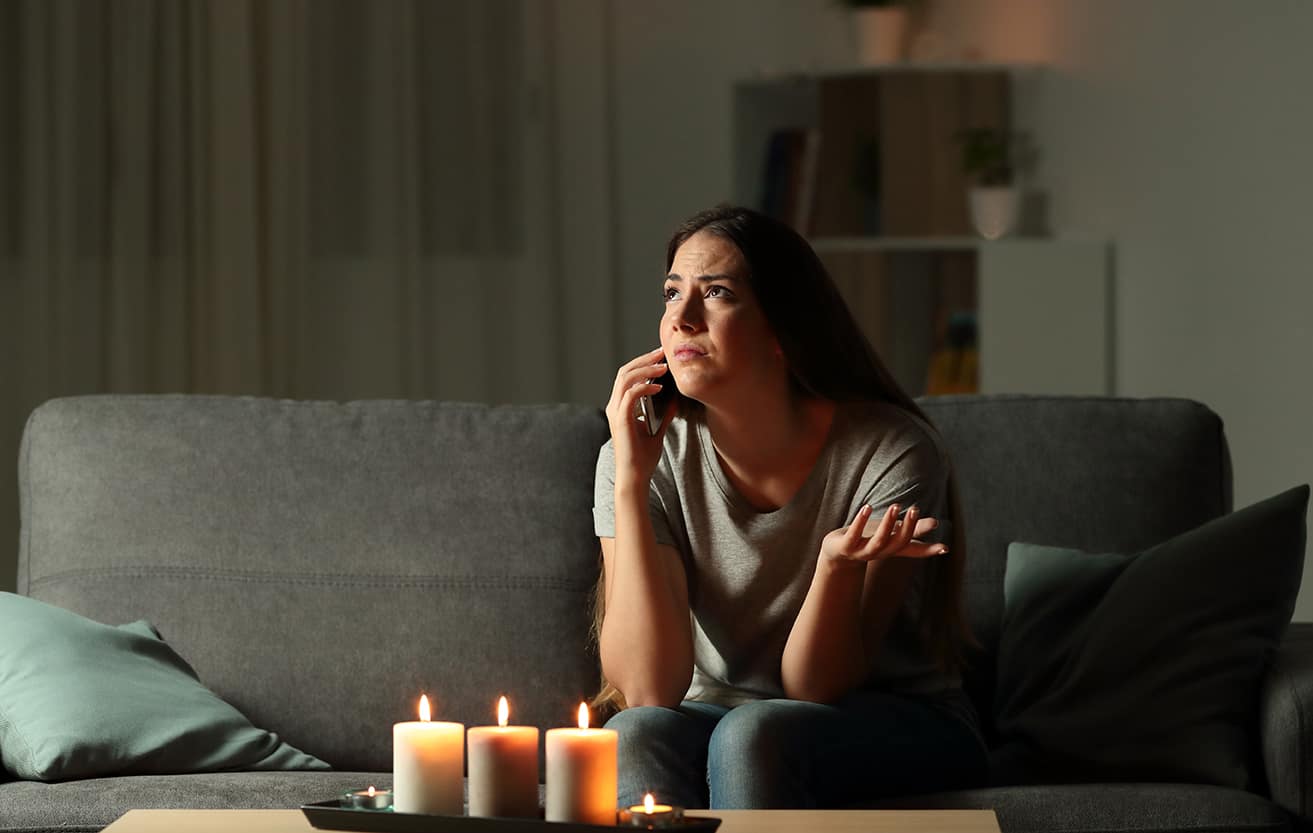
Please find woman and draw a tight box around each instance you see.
[592,205,987,809]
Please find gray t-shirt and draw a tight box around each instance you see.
[593,400,971,717]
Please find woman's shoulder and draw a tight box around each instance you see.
[834,401,952,507]
[837,400,947,460]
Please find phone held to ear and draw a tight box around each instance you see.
[637,389,660,436]
[636,360,672,436]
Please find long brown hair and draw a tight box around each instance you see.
[590,205,972,714]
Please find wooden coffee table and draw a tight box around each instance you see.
[102,808,1000,833]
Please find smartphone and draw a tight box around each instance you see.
[636,362,675,436]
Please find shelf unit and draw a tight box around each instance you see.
[732,64,1114,398]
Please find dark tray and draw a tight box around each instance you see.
[301,801,722,833]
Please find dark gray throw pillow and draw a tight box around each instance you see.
[0,592,329,781]
[992,485,1309,789]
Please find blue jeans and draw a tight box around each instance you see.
[605,691,987,809]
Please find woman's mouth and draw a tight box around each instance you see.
[672,345,707,361]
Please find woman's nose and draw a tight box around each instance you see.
[669,299,702,331]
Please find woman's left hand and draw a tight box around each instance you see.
[819,503,948,564]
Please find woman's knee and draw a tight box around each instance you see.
[606,705,688,745]
[707,700,823,766]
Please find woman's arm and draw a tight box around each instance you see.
[597,347,694,709]
[780,502,943,703]
[598,487,694,707]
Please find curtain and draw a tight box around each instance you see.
[0,0,574,588]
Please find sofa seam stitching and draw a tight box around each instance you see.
[28,567,591,592]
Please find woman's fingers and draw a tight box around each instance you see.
[846,504,874,544]
[896,541,950,558]
[610,347,664,394]
[607,350,668,416]
[869,503,900,542]
[890,505,920,550]
[854,505,950,560]
[618,380,664,426]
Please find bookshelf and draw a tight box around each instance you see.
[732,64,1113,397]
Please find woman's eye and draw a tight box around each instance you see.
[663,287,679,301]
[706,285,731,298]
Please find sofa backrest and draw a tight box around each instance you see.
[18,394,1233,763]
[19,396,610,770]
[920,395,1232,741]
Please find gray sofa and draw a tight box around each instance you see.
[3,394,1309,833]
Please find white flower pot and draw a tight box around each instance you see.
[853,7,909,64]
[968,187,1020,240]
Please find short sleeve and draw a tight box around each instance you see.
[592,439,680,548]
[854,417,953,545]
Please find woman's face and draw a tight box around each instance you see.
[661,230,783,406]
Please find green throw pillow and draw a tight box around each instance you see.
[0,593,329,781]
[992,485,1309,789]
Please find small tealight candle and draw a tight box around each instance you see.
[393,694,465,815]
[545,703,618,824]
[467,695,541,818]
[341,785,393,811]
[626,793,682,828]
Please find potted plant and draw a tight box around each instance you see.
[843,0,911,64]
[958,127,1027,239]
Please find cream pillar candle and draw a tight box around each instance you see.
[392,694,465,815]
[468,696,540,818]
[545,703,618,824]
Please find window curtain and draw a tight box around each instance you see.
[0,0,570,588]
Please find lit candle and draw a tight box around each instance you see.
[545,703,618,824]
[467,695,541,818]
[392,694,464,815]
[625,793,681,828]
[341,785,393,811]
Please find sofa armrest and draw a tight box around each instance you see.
[1261,622,1313,821]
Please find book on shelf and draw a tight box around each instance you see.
[757,127,821,236]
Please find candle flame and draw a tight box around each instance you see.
[419,694,431,722]
[367,786,376,797]
[644,794,655,814]
[577,702,590,730]
[498,695,509,727]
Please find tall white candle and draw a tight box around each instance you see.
[393,694,465,815]
[468,696,540,818]
[545,703,618,824]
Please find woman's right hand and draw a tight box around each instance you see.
[605,346,674,488]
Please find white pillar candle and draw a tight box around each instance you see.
[545,703,618,824]
[468,696,540,818]
[393,694,465,815]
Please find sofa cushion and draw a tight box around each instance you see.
[0,593,327,781]
[867,782,1291,833]
[991,485,1308,790]
[18,396,611,771]
[918,395,1232,740]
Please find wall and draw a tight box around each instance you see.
[604,1,1313,616]
[918,0,1313,616]
[607,0,852,359]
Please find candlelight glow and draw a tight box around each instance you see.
[367,786,376,797]
[644,794,655,814]
[577,702,589,730]
[419,694,431,722]
[498,695,510,727]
